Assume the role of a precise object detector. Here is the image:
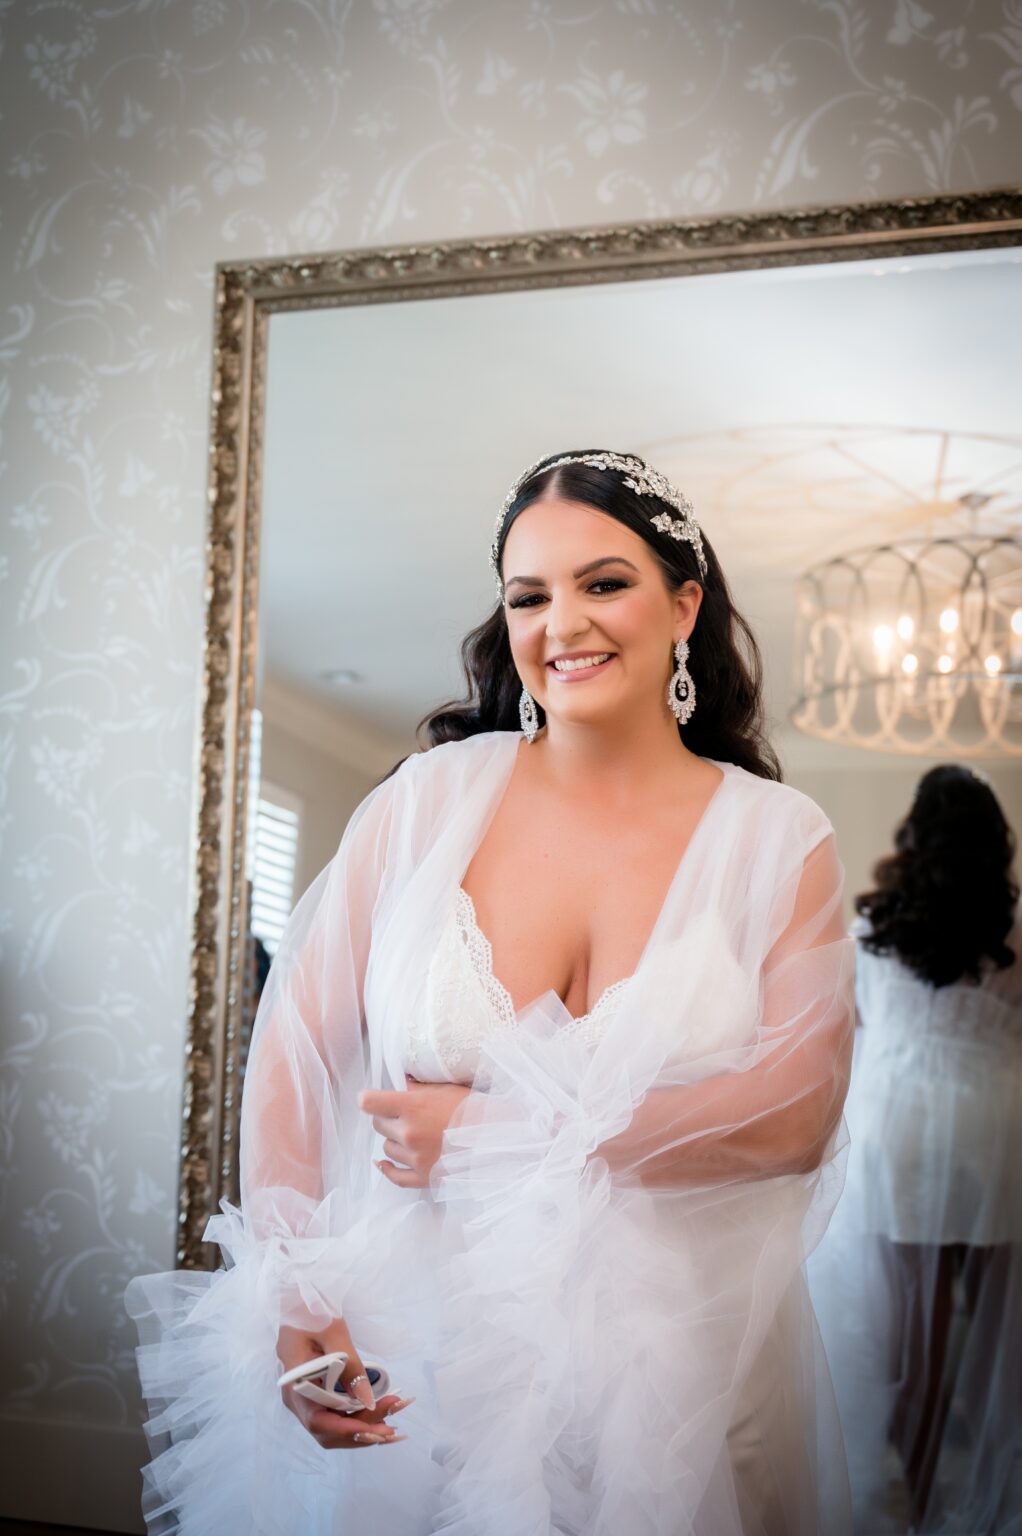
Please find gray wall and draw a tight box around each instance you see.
[1,2,1020,1527]
[260,702,379,905]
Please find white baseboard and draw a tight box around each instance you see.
[0,1414,146,1533]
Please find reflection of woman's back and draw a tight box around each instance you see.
[815,765,1022,1534]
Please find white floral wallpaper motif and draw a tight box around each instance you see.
[0,0,1021,1519]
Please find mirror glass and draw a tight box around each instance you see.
[238,246,1022,1065]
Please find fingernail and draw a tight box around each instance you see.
[353,1378,376,1410]
[359,1432,389,1444]
[391,1397,416,1413]
[382,1434,407,1444]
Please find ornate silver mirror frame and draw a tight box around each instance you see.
[180,188,1022,1268]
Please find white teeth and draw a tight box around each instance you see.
[552,653,611,672]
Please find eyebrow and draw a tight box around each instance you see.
[504,556,640,591]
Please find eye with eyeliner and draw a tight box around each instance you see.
[508,578,630,610]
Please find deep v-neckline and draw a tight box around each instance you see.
[455,885,634,1029]
[458,749,731,1022]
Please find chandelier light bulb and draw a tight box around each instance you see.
[873,624,894,653]
[985,654,1003,675]
[896,614,914,641]
[901,653,918,675]
[1012,609,1022,637]
[939,607,960,634]
[937,654,954,674]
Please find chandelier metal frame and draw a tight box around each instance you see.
[792,531,1022,757]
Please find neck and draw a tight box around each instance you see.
[532,709,705,805]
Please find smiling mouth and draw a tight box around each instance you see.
[547,652,615,676]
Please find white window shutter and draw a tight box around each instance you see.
[244,709,302,955]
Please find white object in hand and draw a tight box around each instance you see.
[276,1351,390,1412]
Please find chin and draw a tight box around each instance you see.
[543,701,621,730]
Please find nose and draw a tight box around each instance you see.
[545,585,591,647]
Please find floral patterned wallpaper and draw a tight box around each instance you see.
[1,0,1020,1520]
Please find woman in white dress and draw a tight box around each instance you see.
[811,765,1022,1534]
[127,450,856,1535]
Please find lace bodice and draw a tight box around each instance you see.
[406,887,635,1084]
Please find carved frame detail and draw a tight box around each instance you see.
[180,188,1022,1267]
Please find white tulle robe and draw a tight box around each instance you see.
[126,731,856,1536]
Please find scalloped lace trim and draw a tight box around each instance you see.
[455,886,632,1046]
[412,887,636,1084]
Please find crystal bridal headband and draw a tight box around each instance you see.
[489,450,708,598]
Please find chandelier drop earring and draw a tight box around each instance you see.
[668,637,696,725]
[519,686,539,743]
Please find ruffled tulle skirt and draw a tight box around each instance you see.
[127,1160,849,1536]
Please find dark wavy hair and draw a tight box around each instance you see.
[416,449,781,781]
[855,765,1019,988]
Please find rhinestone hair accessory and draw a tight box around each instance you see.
[490,451,707,596]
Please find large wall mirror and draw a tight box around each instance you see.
[179,191,1022,1268]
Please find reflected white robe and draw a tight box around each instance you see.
[810,908,1022,1534]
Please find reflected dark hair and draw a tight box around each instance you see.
[855,765,1018,988]
[416,449,780,781]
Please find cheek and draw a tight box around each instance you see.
[610,610,647,651]
[607,592,665,654]
[506,609,544,654]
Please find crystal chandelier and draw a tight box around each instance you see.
[792,523,1022,756]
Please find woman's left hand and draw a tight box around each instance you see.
[358,1075,472,1188]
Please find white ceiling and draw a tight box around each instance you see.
[259,246,1022,768]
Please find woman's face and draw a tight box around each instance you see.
[501,495,702,734]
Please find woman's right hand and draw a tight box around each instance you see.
[277,1318,412,1449]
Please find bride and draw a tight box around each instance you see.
[127,449,856,1536]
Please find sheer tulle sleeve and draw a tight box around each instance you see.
[598,830,854,1186]
[235,769,395,1328]
[123,766,416,1534]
